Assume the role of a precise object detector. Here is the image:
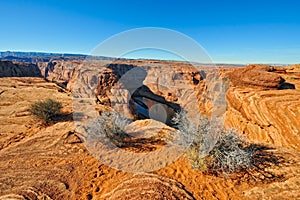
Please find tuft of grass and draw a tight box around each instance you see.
[173,111,252,174]
[30,98,62,124]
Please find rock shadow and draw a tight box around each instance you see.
[278,82,296,90]
[46,112,75,125]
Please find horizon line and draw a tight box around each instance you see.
[0,50,296,66]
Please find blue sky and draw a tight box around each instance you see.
[0,0,300,64]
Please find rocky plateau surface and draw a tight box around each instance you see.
[0,60,300,199]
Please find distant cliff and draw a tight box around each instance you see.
[0,51,114,63]
[0,61,42,77]
[0,51,87,62]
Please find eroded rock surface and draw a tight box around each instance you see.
[225,66,300,151]
[101,173,195,200]
[1,61,300,200]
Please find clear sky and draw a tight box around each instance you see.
[0,0,300,64]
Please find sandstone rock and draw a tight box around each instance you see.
[229,64,285,88]
[39,60,82,86]
[225,86,300,151]
[101,173,195,200]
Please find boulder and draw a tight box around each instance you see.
[229,64,285,89]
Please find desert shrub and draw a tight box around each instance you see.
[173,111,252,174]
[87,111,132,147]
[208,129,252,174]
[172,111,222,168]
[30,98,62,124]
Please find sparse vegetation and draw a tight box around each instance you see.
[30,98,62,124]
[87,109,253,173]
[173,111,252,174]
[208,129,252,174]
[89,111,132,147]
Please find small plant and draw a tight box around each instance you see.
[173,111,252,174]
[87,111,132,147]
[208,129,252,174]
[30,98,62,124]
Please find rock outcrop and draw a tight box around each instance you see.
[229,64,286,89]
[38,60,82,86]
[225,65,300,151]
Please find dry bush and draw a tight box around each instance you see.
[30,98,62,124]
[173,111,252,174]
[91,111,132,147]
[208,129,252,174]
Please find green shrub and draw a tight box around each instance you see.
[30,98,62,124]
